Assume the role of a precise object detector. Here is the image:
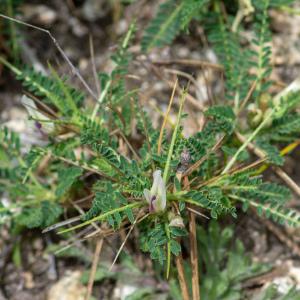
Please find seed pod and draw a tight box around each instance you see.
[247,103,263,128]
[180,148,191,166]
[177,148,191,173]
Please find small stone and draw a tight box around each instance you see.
[47,271,86,300]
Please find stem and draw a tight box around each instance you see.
[85,238,103,300]
[91,79,111,120]
[163,89,187,183]
[175,254,190,300]
[229,194,300,226]
[39,149,117,182]
[91,23,135,120]
[58,202,144,234]
[165,223,171,279]
[158,79,177,155]
[189,210,200,300]
[222,109,273,174]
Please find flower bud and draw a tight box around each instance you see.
[143,170,166,213]
[168,212,185,228]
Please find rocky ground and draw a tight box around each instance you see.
[1,1,300,299]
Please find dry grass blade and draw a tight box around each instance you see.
[49,153,117,182]
[274,167,300,197]
[237,80,257,114]
[152,58,224,71]
[118,130,141,161]
[148,63,204,111]
[0,14,98,100]
[184,176,200,300]
[189,211,200,300]
[173,173,190,299]
[109,210,142,271]
[193,157,267,190]
[186,206,210,220]
[158,78,178,155]
[42,216,81,233]
[136,98,155,171]
[85,238,104,300]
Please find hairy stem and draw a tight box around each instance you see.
[222,109,273,174]
[58,202,144,234]
[163,88,187,183]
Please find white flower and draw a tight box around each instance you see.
[143,170,166,213]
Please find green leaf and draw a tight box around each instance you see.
[170,239,181,256]
[142,0,184,51]
[56,167,83,197]
[256,139,284,165]
[17,201,62,229]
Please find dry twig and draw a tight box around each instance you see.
[152,58,224,71]
[158,79,178,154]
[184,176,200,300]
[85,238,104,300]
[175,254,190,300]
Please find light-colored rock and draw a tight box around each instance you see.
[47,271,86,300]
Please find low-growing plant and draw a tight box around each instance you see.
[1,0,300,299]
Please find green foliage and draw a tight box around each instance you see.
[252,0,273,97]
[141,0,183,51]
[140,221,187,264]
[80,117,110,145]
[256,139,284,165]
[56,166,83,197]
[0,0,23,61]
[185,187,237,219]
[256,285,300,300]
[198,221,271,300]
[0,60,83,116]
[269,0,295,6]
[142,0,208,51]
[17,200,62,228]
[80,266,115,284]
[267,113,300,142]
[0,126,20,156]
[82,182,134,227]
[226,175,300,226]
[140,222,168,264]
[205,105,235,133]
[207,10,253,102]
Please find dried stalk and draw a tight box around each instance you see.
[174,173,190,300]
[152,58,224,71]
[158,79,178,154]
[184,176,200,300]
[85,238,104,300]
[189,211,200,300]
[175,254,190,300]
